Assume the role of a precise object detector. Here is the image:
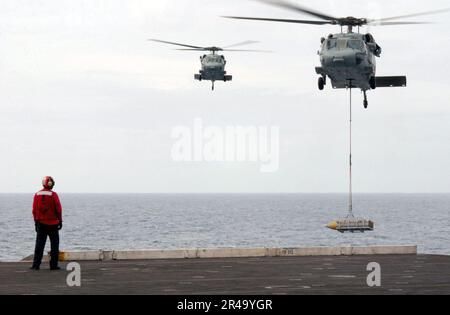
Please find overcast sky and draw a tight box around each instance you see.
[0,0,449,193]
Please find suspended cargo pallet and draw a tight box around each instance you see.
[327,219,374,233]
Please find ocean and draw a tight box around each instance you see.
[1,193,449,261]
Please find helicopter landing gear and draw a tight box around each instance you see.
[363,91,368,109]
[318,76,326,90]
[369,76,376,90]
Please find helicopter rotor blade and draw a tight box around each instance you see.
[367,21,432,26]
[149,39,204,50]
[223,40,259,49]
[222,49,274,52]
[252,0,338,21]
[176,48,273,53]
[367,8,450,23]
[223,16,330,25]
[175,49,208,51]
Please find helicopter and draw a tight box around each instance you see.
[150,39,269,90]
[224,0,450,108]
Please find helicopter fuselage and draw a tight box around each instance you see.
[315,31,406,108]
[316,32,381,91]
[195,53,232,82]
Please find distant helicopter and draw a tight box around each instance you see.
[150,39,269,90]
[224,0,450,108]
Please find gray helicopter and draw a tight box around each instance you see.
[150,39,268,90]
[225,0,450,108]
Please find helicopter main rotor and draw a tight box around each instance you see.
[223,0,450,32]
[149,39,271,53]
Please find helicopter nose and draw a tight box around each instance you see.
[333,52,356,66]
[324,51,357,67]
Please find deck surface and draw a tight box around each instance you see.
[0,255,449,295]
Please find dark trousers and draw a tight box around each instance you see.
[32,224,59,269]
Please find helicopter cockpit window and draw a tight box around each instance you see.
[209,55,222,62]
[337,39,347,50]
[348,39,364,50]
[326,38,337,49]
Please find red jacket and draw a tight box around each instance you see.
[32,189,63,226]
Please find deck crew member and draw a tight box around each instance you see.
[31,176,63,271]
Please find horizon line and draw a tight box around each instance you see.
[1,192,449,195]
